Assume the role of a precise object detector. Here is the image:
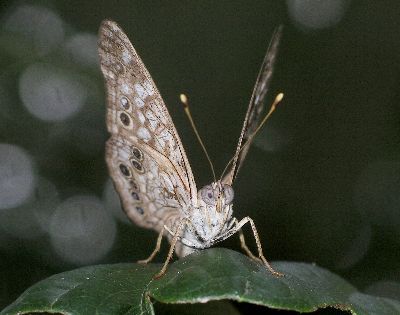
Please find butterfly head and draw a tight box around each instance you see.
[198,181,234,212]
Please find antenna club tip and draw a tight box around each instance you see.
[276,93,284,102]
[180,93,188,106]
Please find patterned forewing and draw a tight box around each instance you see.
[224,26,282,185]
[98,20,197,233]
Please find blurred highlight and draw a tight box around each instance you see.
[287,0,350,30]
[49,195,117,265]
[19,63,87,122]
[4,5,64,56]
[0,144,35,209]
[64,33,99,68]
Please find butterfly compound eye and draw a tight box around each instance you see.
[200,185,216,206]
[223,185,234,205]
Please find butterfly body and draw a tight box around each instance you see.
[98,20,283,276]
[171,181,235,251]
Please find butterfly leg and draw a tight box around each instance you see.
[153,218,187,279]
[235,218,261,263]
[138,226,165,264]
[236,216,283,277]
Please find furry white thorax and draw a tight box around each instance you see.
[165,181,236,252]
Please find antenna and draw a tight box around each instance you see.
[180,94,217,182]
[220,92,284,180]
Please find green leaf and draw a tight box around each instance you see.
[1,264,159,315]
[2,248,399,315]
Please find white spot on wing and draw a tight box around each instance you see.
[134,83,149,99]
[122,50,131,65]
[160,129,173,144]
[145,110,158,131]
[134,97,145,108]
[121,83,131,95]
[143,81,155,96]
[137,127,151,141]
[137,110,145,124]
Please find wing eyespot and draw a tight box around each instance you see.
[119,112,133,128]
[119,163,131,177]
[120,96,130,110]
[130,158,145,174]
[131,146,143,161]
[129,179,139,190]
[130,191,140,201]
[136,206,144,215]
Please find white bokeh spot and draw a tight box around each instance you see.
[287,0,350,30]
[49,195,117,265]
[3,5,64,56]
[19,63,87,122]
[64,33,98,68]
[0,144,35,209]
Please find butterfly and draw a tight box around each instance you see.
[98,20,283,278]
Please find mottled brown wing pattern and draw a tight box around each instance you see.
[98,20,197,235]
[105,136,183,229]
[224,26,283,185]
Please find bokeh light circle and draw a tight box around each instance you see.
[3,5,64,56]
[19,63,87,122]
[287,0,350,30]
[0,143,35,209]
[49,195,116,265]
[64,33,99,68]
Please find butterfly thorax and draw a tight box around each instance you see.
[178,181,235,249]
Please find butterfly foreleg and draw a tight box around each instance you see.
[235,216,283,277]
[233,218,261,263]
[153,217,188,279]
[138,226,165,265]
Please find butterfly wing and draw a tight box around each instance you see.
[98,20,197,242]
[223,26,283,186]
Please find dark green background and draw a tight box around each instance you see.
[1,1,399,312]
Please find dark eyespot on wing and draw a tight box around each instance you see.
[120,112,130,126]
[119,163,130,177]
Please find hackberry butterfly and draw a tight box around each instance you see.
[98,20,283,278]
